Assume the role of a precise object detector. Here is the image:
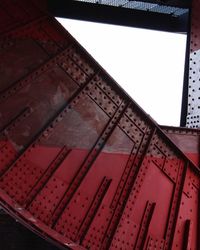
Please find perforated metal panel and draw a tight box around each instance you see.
[186,0,200,128]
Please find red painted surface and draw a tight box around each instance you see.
[0,1,200,250]
[190,0,200,52]
[162,126,200,168]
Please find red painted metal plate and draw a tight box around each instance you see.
[162,126,200,168]
[0,1,200,250]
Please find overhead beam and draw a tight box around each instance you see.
[48,0,189,33]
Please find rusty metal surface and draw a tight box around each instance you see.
[161,126,200,168]
[0,1,200,250]
[0,0,44,35]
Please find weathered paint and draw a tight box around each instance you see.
[0,1,200,250]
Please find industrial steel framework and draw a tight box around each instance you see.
[0,0,200,250]
[47,0,194,127]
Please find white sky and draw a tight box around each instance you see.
[57,18,187,126]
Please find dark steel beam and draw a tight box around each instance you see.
[180,11,191,126]
[48,0,189,33]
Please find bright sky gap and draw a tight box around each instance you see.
[57,18,187,126]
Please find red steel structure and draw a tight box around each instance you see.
[161,126,200,168]
[0,0,200,250]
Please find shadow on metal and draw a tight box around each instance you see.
[0,1,199,250]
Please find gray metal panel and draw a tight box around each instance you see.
[186,0,200,128]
